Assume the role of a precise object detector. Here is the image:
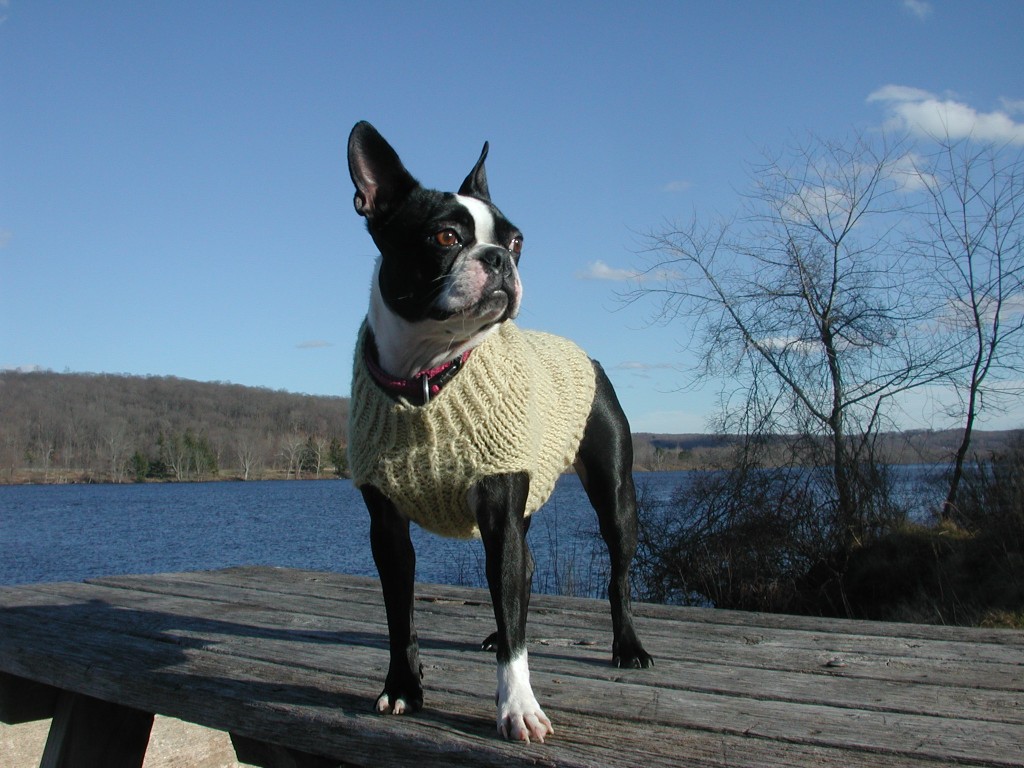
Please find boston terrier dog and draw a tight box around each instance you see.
[346,121,653,744]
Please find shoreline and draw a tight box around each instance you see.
[0,461,956,488]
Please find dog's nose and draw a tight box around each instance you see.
[479,247,513,276]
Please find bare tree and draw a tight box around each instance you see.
[309,435,329,478]
[160,432,190,481]
[102,419,132,483]
[911,137,1024,518]
[633,133,954,547]
[235,434,267,480]
[24,405,60,483]
[280,432,306,479]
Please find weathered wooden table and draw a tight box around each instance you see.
[0,566,1021,767]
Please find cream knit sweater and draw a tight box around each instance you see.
[348,321,597,538]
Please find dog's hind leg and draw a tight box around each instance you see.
[472,472,554,743]
[363,485,424,714]
[575,361,654,669]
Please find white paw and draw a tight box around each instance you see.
[498,704,553,743]
[375,693,409,715]
[496,653,554,743]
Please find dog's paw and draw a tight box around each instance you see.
[496,653,554,743]
[498,701,554,743]
[374,668,423,715]
[613,648,654,669]
[613,638,654,669]
[375,690,421,715]
[480,631,499,652]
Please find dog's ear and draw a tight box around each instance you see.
[458,142,490,202]
[348,121,419,220]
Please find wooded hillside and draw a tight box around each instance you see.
[0,371,349,483]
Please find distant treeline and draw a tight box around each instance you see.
[1,370,1016,484]
[0,371,348,483]
[630,430,1021,472]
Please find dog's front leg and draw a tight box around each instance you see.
[471,472,554,743]
[363,485,423,715]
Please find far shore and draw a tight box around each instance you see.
[0,460,952,488]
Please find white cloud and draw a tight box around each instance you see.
[902,0,933,20]
[296,340,333,349]
[576,260,640,281]
[867,84,935,104]
[614,361,676,372]
[941,293,1024,332]
[0,229,11,248]
[1000,97,1024,116]
[577,260,685,283]
[753,336,821,356]
[868,85,1024,145]
[888,151,935,192]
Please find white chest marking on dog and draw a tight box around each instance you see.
[368,257,498,377]
[496,651,554,743]
[456,194,497,245]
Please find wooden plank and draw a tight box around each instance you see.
[93,567,1024,665]
[79,572,1024,693]
[137,565,1024,646]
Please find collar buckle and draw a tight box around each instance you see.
[364,331,471,405]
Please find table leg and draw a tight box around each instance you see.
[39,690,153,768]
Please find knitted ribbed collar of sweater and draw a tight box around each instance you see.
[348,320,597,538]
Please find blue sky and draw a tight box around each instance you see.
[2,1,1023,434]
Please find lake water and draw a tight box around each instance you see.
[0,473,688,591]
[0,467,943,591]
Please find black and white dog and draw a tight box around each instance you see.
[346,121,652,743]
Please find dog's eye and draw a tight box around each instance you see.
[435,229,459,248]
[509,236,523,255]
